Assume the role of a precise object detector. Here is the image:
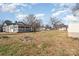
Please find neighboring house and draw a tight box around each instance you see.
[40,27,46,31]
[53,24,68,31]
[58,25,68,31]
[3,22,33,33]
[39,25,51,31]
[39,25,46,31]
[68,23,79,38]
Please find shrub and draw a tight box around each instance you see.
[2,36,10,39]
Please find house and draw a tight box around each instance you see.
[58,25,68,31]
[3,22,33,33]
[39,25,52,31]
[53,24,68,31]
[40,27,46,31]
[68,23,79,38]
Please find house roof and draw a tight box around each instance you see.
[3,22,31,28]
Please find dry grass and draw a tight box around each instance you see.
[0,30,79,56]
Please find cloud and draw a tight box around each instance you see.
[64,14,78,21]
[0,4,3,6]
[72,3,79,16]
[74,10,79,16]
[1,4,16,13]
[51,4,73,17]
[52,10,67,17]
[0,3,29,13]
[35,13,45,18]
[51,8,56,12]
[51,3,75,15]
[51,4,76,24]
[58,3,76,9]
[16,14,27,20]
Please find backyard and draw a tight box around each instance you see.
[0,30,79,56]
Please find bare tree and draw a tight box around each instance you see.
[23,14,42,32]
[45,24,51,30]
[50,17,63,29]
[0,19,4,32]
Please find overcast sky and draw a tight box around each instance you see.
[0,3,77,25]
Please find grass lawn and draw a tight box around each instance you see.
[0,30,79,56]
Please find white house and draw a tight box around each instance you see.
[58,26,68,31]
[68,22,79,38]
[3,22,33,33]
[54,24,68,31]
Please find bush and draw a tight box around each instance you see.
[1,36,10,39]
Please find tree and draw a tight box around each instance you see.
[50,17,63,29]
[45,24,51,30]
[0,19,4,32]
[23,14,42,32]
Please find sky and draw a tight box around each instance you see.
[0,3,78,25]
